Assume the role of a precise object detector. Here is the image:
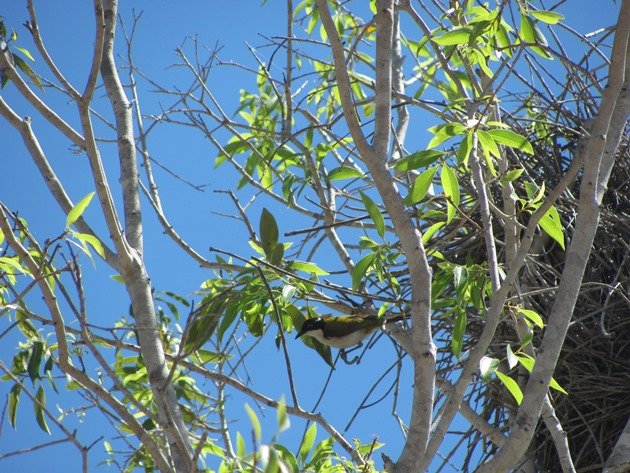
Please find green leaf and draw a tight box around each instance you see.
[539,205,565,249]
[360,191,385,238]
[441,165,460,223]
[66,192,95,228]
[476,130,501,158]
[433,27,472,45]
[393,150,443,172]
[496,371,523,405]
[499,168,525,185]
[327,165,364,181]
[259,208,279,256]
[457,132,473,165]
[245,403,261,443]
[517,308,545,329]
[272,444,300,473]
[9,384,20,428]
[35,386,51,434]
[427,123,467,149]
[289,260,329,276]
[15,46,34,61]
[487,129,534,154]
[519,16,552,59]
[405,166,437,205]
[276,396,290,433]
[299,423,317,464]
[351,252,376,290]
[236,432,246,457]
[73,232,105,259]
[530,10,564,24]
[421,221,445,244]
[452,310,466,358]
[549,377,568,395]
[27,341,44,383]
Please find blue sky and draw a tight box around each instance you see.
[0,1,622,472]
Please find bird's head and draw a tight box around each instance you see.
[295,317,325,340]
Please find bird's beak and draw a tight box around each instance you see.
[295,330,303,339]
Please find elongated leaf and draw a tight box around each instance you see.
[549,377,568,395]
[476,130,501,158]
[518,308,545,329]
[499,168,525,185]
[9,384,20,428]
[433,27,472,45]
[35,386,51,434]
[351,252,376,290]
[360,191,385,238]
[452,310,466,358]
[289,260,329,276]
[259,208,279,256]
[276,396,290,433]
[405,166,437,205]
[530,10,564,24]
[427,123,467,149]
[299,423,317,464]
[539,205,565,249]
[487,129,534,154]
[327,165,364,181]
[27,341,44,383]
[496,371,523,405]
[245,403,262,443]
[66,192,95,228]
[421,221,445,244]
[441,165,460,223]
[73,232,105,259]
[457,132,473,165]
[393,150,443,172]
[15,46,34,61]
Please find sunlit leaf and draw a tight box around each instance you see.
[496,371,523,405]
[487,129,534,154]
[452,309,466,358]
[351,252,376,290]
[276,396,290,433]
[433,27,472,45]
[66,192,95,228]
[327,165,364,181]
[73,232,105,259]
[405,166,437,205]
[289,260,329,276]
[245,403,262,443]
[299,423,317,464]
[539,205,565,249]
[441,165,460,223]
[530,10,564,24]
[360,191,385,238]
[517,308,545,329]
[393,150,443,172]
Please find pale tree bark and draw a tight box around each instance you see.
[316,1,435,471]
[96,1,194,471]
[477,1,630,470]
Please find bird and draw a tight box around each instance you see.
[295,314,407,349]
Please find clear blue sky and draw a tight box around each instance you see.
[0,1,621,472]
